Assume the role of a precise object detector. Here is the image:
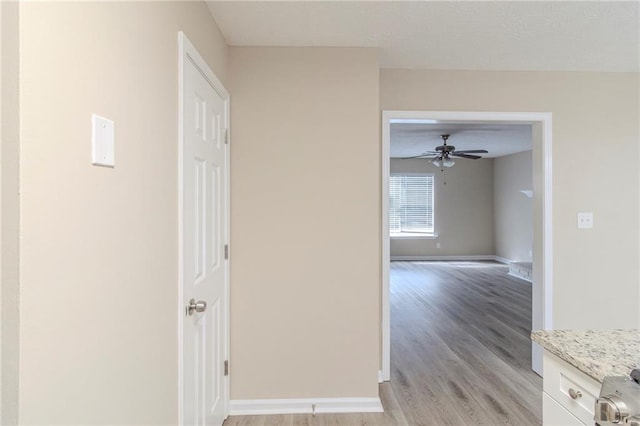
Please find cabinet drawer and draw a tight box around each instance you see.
[543,352,600,425]
[543,392,585,425]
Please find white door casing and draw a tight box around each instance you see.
[179,32,230,426]
[381,111,553,380]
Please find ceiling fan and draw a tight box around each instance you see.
[403,134,488,168]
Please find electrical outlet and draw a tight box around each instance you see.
[577,212,593,229]
[436,242,441,249]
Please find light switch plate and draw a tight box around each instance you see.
[92,114,114,167]
[577,212,593,229]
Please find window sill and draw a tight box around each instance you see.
[390,234,438,240]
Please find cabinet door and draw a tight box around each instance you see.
[543,352,600,424]
[543,393,585,425]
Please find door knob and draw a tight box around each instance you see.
[187,298,207,316]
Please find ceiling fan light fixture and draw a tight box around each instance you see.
[443,158,455,168]
[431,158,442,167]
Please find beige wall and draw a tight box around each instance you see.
[390,158,495,257]
[494,150,533,262]
[18,2,227,423]
[229,47,380,399]
[1,1,21,424]
[381,69,640,330]
[11,5,640,417]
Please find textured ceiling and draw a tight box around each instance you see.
[390,123,531,159]
[207,1,639,72]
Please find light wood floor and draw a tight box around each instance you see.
[224,261,542,426]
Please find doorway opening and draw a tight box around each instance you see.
[381,111,553,381]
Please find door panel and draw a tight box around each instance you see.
[183,55,227,426]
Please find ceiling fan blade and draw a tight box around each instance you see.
[400,155,437,159]
[451,153,482,159]
[454,149,488,154]
[401,150,440,159]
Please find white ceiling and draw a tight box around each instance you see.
[390,123,531,159]
[207,1,639,72]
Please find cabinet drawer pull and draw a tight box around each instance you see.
[568,388,582,399]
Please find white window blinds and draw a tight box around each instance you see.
[389,174,434,235]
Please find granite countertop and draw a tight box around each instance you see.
[531,329,640,383]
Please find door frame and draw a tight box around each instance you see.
[177,31,231,424]
[381,110,553,381]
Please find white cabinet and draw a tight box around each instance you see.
[543,393,583,425]
[543,352,601,425]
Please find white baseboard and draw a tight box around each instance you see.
[508,272,533,283]
[229,397,384,416]
[378,370,384,383]
[493,256,512,264]
[390,255,498,262]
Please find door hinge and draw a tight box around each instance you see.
[224,360,229,376]
[224,244,229,260]
[225,128,229,145]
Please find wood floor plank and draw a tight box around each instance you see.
[389,261,541,425]
[224,261,542,425]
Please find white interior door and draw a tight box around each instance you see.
[181,37,229,426]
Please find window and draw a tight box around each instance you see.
[389,173,434,237]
